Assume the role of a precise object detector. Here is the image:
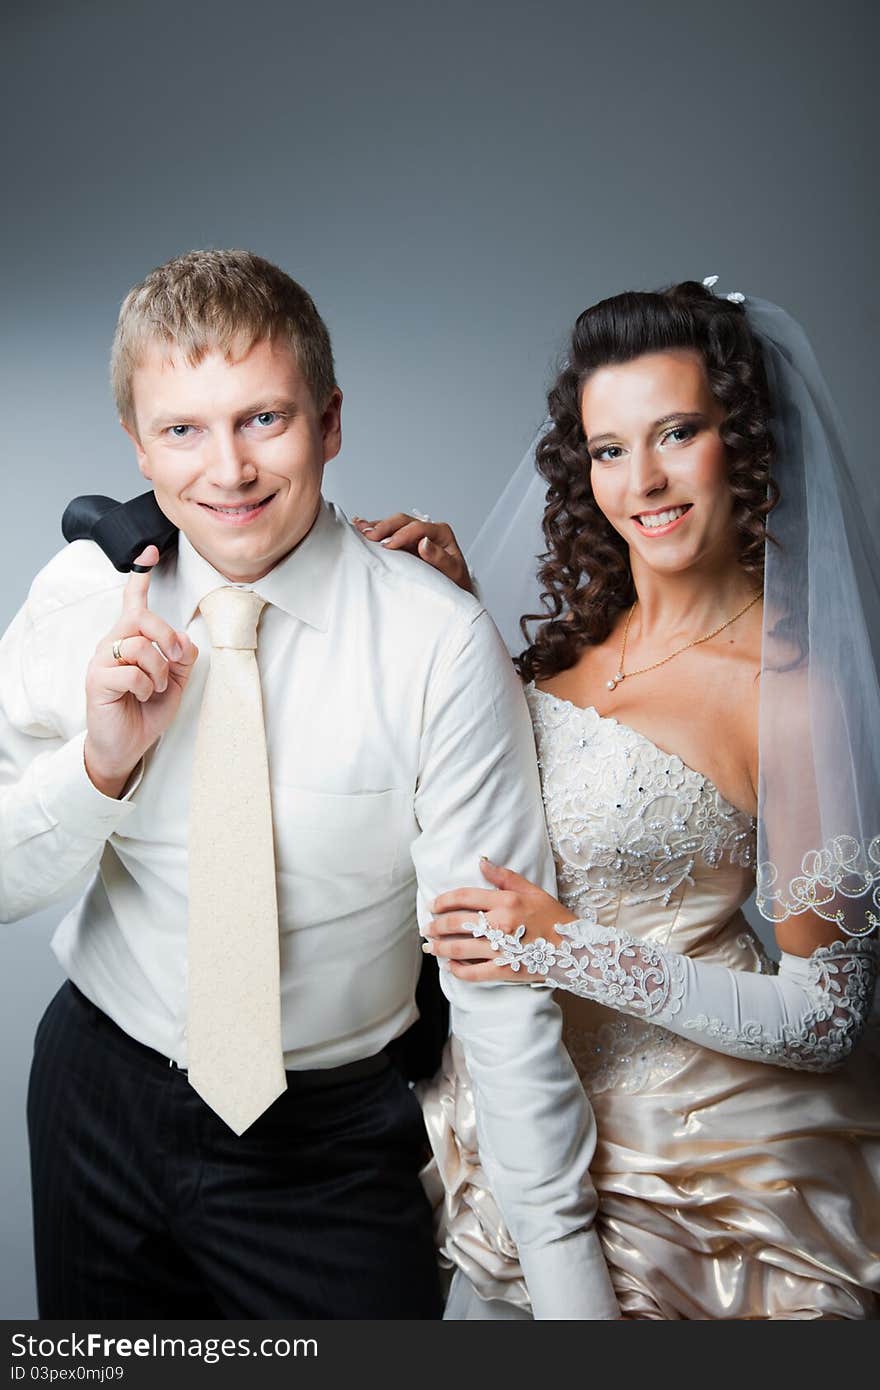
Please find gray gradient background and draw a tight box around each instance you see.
[2,0,877,1318]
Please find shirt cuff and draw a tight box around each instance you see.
[519,1227,620,1320]
[33,728,145,839]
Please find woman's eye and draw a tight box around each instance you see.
[593,445,623,462]
[661,424,696,446]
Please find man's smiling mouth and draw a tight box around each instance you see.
[197,494,277,517]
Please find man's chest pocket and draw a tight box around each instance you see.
[269,783,411,919]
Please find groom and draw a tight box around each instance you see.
[0,249,618,1319]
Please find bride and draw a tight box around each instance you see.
[354,278,880,1319]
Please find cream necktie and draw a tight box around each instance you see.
[187,585,286,1134]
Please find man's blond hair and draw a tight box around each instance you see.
[111,248,337,433]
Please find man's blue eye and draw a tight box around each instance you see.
[169,425,192,438]
[253,412,278,427]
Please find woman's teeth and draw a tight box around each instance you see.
[636,505,690,529]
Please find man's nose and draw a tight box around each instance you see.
[203,429,255,487]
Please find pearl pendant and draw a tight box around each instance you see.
[607,672,624,691]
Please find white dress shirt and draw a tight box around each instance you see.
[0,497,618,1318]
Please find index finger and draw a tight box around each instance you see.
[379,520,441,552]
[432,887,499,915]
[362,514,430,542]
[122,545,159,614]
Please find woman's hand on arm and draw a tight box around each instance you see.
[423,858,576,982]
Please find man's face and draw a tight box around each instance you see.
[124,336,342,583]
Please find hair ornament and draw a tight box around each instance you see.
[701,273,745,304]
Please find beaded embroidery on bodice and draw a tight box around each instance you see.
[526,684,757,930]
[525,683,763,1094]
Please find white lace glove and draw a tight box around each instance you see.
[469,916,879,1072]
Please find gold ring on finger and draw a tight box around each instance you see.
[112,638,130,665]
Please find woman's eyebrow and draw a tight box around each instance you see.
[652,410,705,430]
[586,411,704,448]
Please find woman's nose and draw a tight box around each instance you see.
[629,444,668,498]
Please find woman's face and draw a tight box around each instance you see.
[581,348,735,577]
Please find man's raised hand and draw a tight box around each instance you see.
[83,545,199,796]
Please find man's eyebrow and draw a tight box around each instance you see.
[237,396,299,417]
[586,411,705,448]
[146,397,299,433]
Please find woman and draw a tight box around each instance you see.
[354,279,880,1319]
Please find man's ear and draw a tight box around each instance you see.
[321,387,343,464]
[121,418,151,479]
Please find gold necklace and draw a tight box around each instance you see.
[606,591,762,691]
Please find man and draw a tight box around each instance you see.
[0,249,619,1319]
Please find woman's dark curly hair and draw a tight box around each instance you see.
[516,279,778,683]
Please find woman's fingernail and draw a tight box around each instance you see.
[421,941,433,954]
[170,640,183,660]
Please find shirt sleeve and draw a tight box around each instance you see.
[411,606,619,1319]
[0,595,144,925]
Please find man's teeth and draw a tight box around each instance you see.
[206,500,266,514]
[637,506,689,529]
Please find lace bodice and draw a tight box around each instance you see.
[525,684,766,1091]
[526,685,758,944]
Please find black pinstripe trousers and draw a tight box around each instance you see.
[26,981,443,1319]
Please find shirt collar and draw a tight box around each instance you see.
[175,496,341,632]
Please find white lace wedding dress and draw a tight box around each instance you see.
[419,685,880,1319]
